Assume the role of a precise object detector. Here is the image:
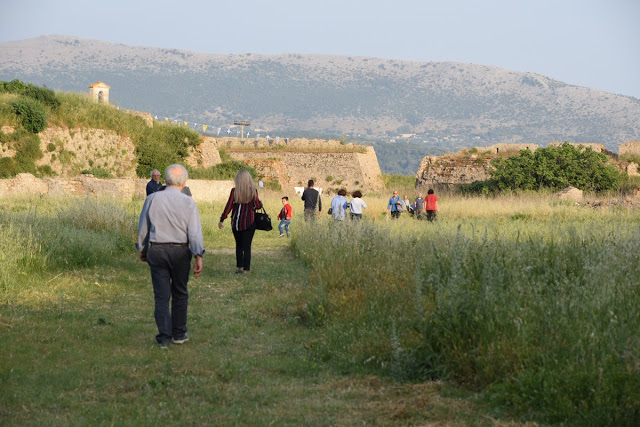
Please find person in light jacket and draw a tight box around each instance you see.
[330,188,349,221]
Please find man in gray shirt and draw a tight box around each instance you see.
[137,164,204,348]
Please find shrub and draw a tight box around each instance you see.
[46,142,56,152]
[265,180,281,191]
[0,157,16,178]
[11,98,47,133]
[36,165,55,177]
[489,143,621,192]
[189,160,257,180]
[24,84,60,110]
[134,124,201,177]
[81,168,113,178]
[0,79,27,94]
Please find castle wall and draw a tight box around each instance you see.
[0,173,233,202]
[228,150,383,192]
[206,136,384,192]
[619,141,640,156]
[473,143,539,154]
[415,155,492,188]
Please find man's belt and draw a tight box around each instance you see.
[150,242,188,247]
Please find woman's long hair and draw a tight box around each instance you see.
[233,169,256,204]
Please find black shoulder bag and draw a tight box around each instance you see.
[255,207,273,231]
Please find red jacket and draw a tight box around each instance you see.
[278,204,292,220]
[426,194,438,211]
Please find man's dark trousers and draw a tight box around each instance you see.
[147,245,192,345]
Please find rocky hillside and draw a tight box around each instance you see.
[1,35,639,169]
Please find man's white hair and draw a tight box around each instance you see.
[164,164,188,186]
[150,169,160,177]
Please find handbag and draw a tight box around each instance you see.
[254,207,273,231]
[327,208,333,215]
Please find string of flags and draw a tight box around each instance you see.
[146,113,288,142]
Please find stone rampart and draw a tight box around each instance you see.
[0,173,233,202]
[472,143,539,154]
[228,147,383,192]
[209,137,354,150]
[203,137,383,192]
[619,141,640,157]
[416,155,492,189]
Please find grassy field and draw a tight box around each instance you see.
[1,191,639,425]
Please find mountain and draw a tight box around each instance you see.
[1,35,639,174]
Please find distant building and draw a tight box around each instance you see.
[88,81,110,104]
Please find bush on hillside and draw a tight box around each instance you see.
[11,98,47,133]
[0,79,27,94]
[134,124,201,177]
[189,160,258,180]
[1,79,60,110]
[81,168,114,179]
[0,157,16,178]
[461,143,621,194]
[0,130,43,177]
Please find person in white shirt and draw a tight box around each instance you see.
[349,190,367,221]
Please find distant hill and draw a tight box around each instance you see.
[1,35,639,174]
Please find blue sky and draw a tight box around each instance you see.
[2,0,639,98]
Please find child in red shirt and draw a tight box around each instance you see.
[425,189,438,222]
[277,196,293,237]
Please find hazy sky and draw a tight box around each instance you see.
[1,0,639,98]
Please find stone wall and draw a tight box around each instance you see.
[2,125,138,177]
[619,141,640,157]
[228,148,384,192]
[203,136,384,192]
[472,143,539,154]
[210,136,356,151]
[415,155,492,189]
[0,173,233,202]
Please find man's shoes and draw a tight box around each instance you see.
[158,341,170,349]
[172,334,189,345]
[235,268,243,274]
[278,234,285,238]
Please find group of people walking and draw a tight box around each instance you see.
[137,166,438,348]
[299,179,368,223]
[387,189,438,221]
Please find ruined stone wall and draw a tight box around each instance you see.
[415,155,492,189]
[619,141,640,156]
[1,125,138,177]
[210,137,355,150]
[188,138,222,169]
[0,173,234,202]
[472,143,539,154]
[205,137,383,192]
[1,126,221,177]
[228,149,383,192]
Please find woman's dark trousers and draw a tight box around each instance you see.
[233,223,256,271]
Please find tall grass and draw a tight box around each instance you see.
[0,197,137,279]
[291,196,640,424]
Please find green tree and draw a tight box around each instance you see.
[11,98,47,133]
[488,143,620,192]
[134,124,202,177]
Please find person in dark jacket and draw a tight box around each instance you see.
[218,170,262,274]
[146,169,163,196]
[301,179,322,221]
